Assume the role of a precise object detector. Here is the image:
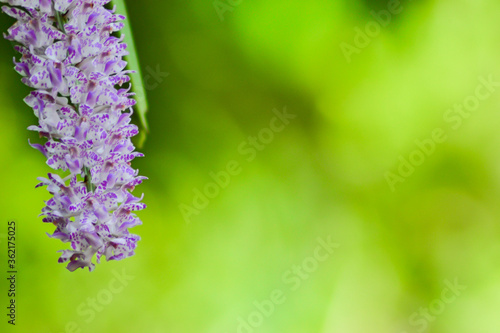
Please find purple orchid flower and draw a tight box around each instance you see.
[1,0,146,271]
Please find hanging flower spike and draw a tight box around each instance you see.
[1,0,147,272]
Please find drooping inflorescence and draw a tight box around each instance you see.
[1,0,146,271]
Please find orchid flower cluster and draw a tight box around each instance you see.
[1,0,146,271]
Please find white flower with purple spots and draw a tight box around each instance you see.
[1,0,146,271]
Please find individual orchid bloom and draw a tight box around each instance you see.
[1,0,146,271]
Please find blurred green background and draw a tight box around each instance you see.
[2,0,500,332]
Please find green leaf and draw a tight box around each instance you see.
[110,0,149,148]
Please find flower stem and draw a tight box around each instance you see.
[110,0,149,148]
[53,3,66,33]
[83,167,94,193]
